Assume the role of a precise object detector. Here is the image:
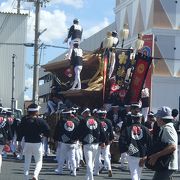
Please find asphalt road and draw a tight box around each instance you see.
[0,155,180,180]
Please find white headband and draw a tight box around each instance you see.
[61,110,72,114]
[28,108,39,112]
[81,108,90,115]
[97,110,107,114]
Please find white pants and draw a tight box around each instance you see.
[10,133,17,153]
[75,141,82,168]
[72,65,82,89]
[17,138,25,159]
[57,142,76,174]
[178,145,180,171]
[83,143,99,180]
[94,145,111,174]
[67,38,81,59]
[23,142,43,180]
[127,156,142,180]
[0,145,3,173]
[55,142,61,162]
[42,137,50,156]
[108,52,116,79]
[120,152,128,166]
[141,107,149,122]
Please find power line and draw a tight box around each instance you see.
[1,42,180,61]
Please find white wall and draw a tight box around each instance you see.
[152,76,180,112]
[0,13,27,110]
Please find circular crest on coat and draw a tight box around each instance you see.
[86,118,98,130]
[131,125,143,140]
[64,120,75,132]
[101,121,108,132]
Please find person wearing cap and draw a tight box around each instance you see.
[111,30,119,48]
[17,103,50,180]
[69,43,83,90]
[45,93,61,115]
[53,109,79,176]
[107,104,121,130]
[94,108,114,177]
[119,112,152,180]
[118,104,131,170]
[64,18,83,60]
[100,31,114,50]
[144,111,156,133]
[141,88,150,122]
[70,105,85,170]
[76,107,106,180]
[108,30,119,79]
[92,108,98,118]
[0,112,12,173]
[147,106,178,180]
[171,109,180,171]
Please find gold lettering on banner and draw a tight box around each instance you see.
[118,52,127,64]
[117,67,126,77]
[137,64,145,74]
[131,58,136,65]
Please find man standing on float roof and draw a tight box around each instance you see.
[64,18,83,60]
[69,42,83,90]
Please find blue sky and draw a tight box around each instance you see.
[0,0,115,100]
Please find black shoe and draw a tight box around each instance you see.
[13,152,17,158]
[80,160,85,167]
[108,170,112,177]
[99,167,104,173]
[76,167,80,171]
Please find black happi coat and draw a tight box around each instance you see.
[17,115,50,143]
[77,116,106,145]
[119,122,152,157]
[54,116,79,144]
[98,117,114,145]
[0,115,12,145]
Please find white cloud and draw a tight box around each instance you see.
[25,77,33,89]
[27,9,67,43]
[50,0,84,9]
[83,18,110,39]
[0,0,16,12]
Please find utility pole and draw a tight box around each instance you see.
[32,0,48,104]
[17,0,21,14]
[32,0,40,104]
[11,54,16,114]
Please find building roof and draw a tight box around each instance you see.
[0,11,28,16]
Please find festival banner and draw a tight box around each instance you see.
[125,53,152,104]
[102,53,108,102]
[141,34,154,90]
[108,49,133,104]
[115,49,132,88]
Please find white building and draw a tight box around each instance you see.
[39,0,180,112]
[0,12,27,109]
[115,0,180,111]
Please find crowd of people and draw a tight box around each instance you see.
[1,93,179,180]
[0,18,179,180]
